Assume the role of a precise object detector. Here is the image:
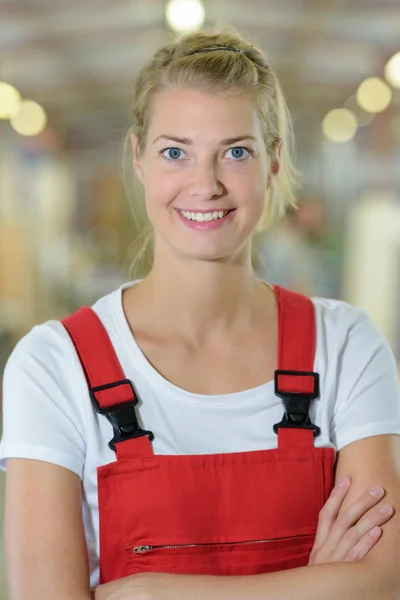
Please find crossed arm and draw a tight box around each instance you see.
[5,435,400,600]
[94,435,400,600]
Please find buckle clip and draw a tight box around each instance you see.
[273,370,321,437]
[90,379,154,451]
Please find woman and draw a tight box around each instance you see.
[1,26,400,600]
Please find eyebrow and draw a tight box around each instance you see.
[152,135,258,145]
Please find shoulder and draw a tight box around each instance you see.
[310,296,400,450]
[4,319,75,379]
[311,295,386,357]
[311,294,397,393]
[5,282,131,375]
[312,295,370,328]
[2,282,132,411]
[0,284,131,476]
[310,295,399,409]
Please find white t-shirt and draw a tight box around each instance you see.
[1,281,400,588]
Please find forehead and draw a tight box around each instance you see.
[148,88,262,141]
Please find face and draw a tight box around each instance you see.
[132,87,274,264]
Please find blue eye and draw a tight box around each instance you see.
[160,146,253,161]
[161,147,184,161]
[226,147,252,160]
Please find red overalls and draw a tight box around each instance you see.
[62,285,335,584]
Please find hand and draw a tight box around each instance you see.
[309,476,394,564]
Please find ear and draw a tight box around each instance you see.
[267,140,282,187]
[271,140,282,176]
[130,134,145,185]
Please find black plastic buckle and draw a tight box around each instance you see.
[89,379,154,451]
[273,370,321,437]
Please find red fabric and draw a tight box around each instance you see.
[62,285,335,584]
[63,308,135,409]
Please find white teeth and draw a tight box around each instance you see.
[180,210,230,222]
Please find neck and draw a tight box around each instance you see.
[125,247,274,344]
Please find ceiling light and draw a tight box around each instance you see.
[385,52,400,88]
[356,77,392,113]
[165,0,205,33]
[10,100,47,136]
[322,108,358,143]
[0,82,21,119]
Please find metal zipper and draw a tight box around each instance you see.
[133,534,306,554]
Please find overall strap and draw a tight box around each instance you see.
[273,285,319,451]
[62,307,154,460]
[62,287,319,458]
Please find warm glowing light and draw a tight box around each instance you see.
[0,82,21,119]
[322,108,358,143]
[165,0,205,32]
[385,52,400,88]
[10,100,47,136]
[356,77,392,113]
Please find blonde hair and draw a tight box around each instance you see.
[123,25,301,277]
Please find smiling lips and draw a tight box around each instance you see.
[178,209,232,222]
[175,208,236,229]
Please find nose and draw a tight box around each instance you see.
[188,161,223,200]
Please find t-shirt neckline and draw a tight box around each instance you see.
[110,280,276,404]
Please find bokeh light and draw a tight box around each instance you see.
[322,108,358,143]
[0,82,22,119]
[356,77,392,113]
[165,0,205,32]
[385,52,400,88]
[10,100,47,136]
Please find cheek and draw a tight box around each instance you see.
[234,170,267,210]
[145,165,181,207]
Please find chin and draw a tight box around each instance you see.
[175,242,249,264]
[154,227,252,264]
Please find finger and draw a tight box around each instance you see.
[321,485,386,554]
[312,476,351,550]
[337,504,393,560]
[344,527,382,562]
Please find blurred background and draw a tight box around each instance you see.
[1,0,400,596]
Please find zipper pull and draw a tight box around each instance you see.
[134,545,153,554]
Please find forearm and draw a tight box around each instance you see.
[96,560,398,600]
[91,577,135,600]
[182,561,397,600]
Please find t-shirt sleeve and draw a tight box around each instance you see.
[0,321,88,478]
[330,306,400,451]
